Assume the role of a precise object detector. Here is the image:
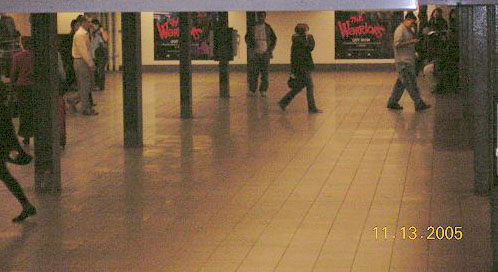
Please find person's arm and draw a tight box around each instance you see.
[267,25,277,53]
[9,53,18,86]
[394,28,418,49]
[100,28,109,43]
[306,34,315,51]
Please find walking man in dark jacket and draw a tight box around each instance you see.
[279,24,321,113]
[245,11,277,97]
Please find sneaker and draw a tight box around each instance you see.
[387,103,403,110]
[246,91,256,97]
[308,108,323,114]
[415,104,431,111]
[260,91,267,97]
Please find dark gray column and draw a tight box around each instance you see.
[459,5,472,119]
[219,12,230,98]
[30,14,61,193]
[468,5,496,195]
[246,12,255,85]
[179,12,192,119]
[121,12,143,148]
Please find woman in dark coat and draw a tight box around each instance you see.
[279,24,321,113]
[0,82,36,222]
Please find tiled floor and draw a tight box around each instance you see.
[0,70,495,271]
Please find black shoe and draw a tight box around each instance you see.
[415,104,431,111]
[387,103,403,110]
[12,206,37,223]
[278,102,286,111]
[308,108,323,114]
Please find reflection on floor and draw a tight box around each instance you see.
[0,71,495,271]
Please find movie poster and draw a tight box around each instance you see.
[335,11,403,59]
[154,12,218,60]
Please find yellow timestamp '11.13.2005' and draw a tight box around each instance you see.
[373,226,463,240]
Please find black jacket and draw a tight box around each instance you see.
[291,34,315,75]
[245,23,277,57]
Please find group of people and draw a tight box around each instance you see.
[0,14,108,224]
[62,14,108,116]
[245,11,322,113]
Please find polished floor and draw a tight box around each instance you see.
[0,71,495,271]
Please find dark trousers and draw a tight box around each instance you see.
[94,59,106,90]
[279,71,317,110]
[16,86,35,139]
[388,64,425,108]
[248,52,270,93]
[0,159,28,207]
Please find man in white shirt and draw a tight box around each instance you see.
[245,12,277,97]
[72,15,98,115]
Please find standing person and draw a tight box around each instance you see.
[387,12,431,112]
[61,18,80,111]
[90,19,108,91]
[72,15,98,116]
[9,32,34,145]
[428,8,448,32]
[278,24,321,114]
[0,82,36,223]
[245,11,276,97]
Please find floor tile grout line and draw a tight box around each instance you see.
[309,93,381,272]
[232,101,349,272]
[196,98,344,271]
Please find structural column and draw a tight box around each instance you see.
[219,12,230,98]
[30,14,61,193]
[179,12,193,118]
[466,5,496,195]
[122,12,143,147]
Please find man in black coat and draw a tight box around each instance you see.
[278,24,321,113]
[245,11,277,97]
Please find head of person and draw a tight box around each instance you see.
[295,23,309,35]
[403,12,417,28]
[91,19,101,31]
[256,12,266,24]
[77,15,92,31]
[431,8,443,19]
[70,19,80,34]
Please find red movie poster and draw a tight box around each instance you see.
[335,11,403,59]
[154,12,218,60]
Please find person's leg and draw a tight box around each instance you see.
[248,55,258,94]
[259,53,270,94]
[0,159,36,222]
[304,73,318,111]
[400,66,428,109]
[17,87,29,140]
[279,86,302,110]
[74,60,90,113]
[387,73,406,108]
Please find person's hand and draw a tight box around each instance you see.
[411,38,419,44]
[89,63,95,70]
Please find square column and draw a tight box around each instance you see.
[30,13,61,193]
[122,12,143,148]
[219,12,230,98]
[179,12,193,119]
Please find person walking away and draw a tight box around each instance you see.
[72,16,98,116]
[0,82,36,223]
[387,12,431,112]
[9,33,34,145]
[279,24,321,114]
[90,19,108,91]
[245,11,276,97]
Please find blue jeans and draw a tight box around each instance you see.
[248,52,270,93]
[388,64,425,108]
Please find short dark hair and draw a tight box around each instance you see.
[91,19,101,27]
[405,12,417,21]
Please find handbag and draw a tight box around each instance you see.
[287,73,303,89]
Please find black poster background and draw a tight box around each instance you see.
[335,11,403,59]
[154,12,218,60]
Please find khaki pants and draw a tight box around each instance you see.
[73,59,93,113]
